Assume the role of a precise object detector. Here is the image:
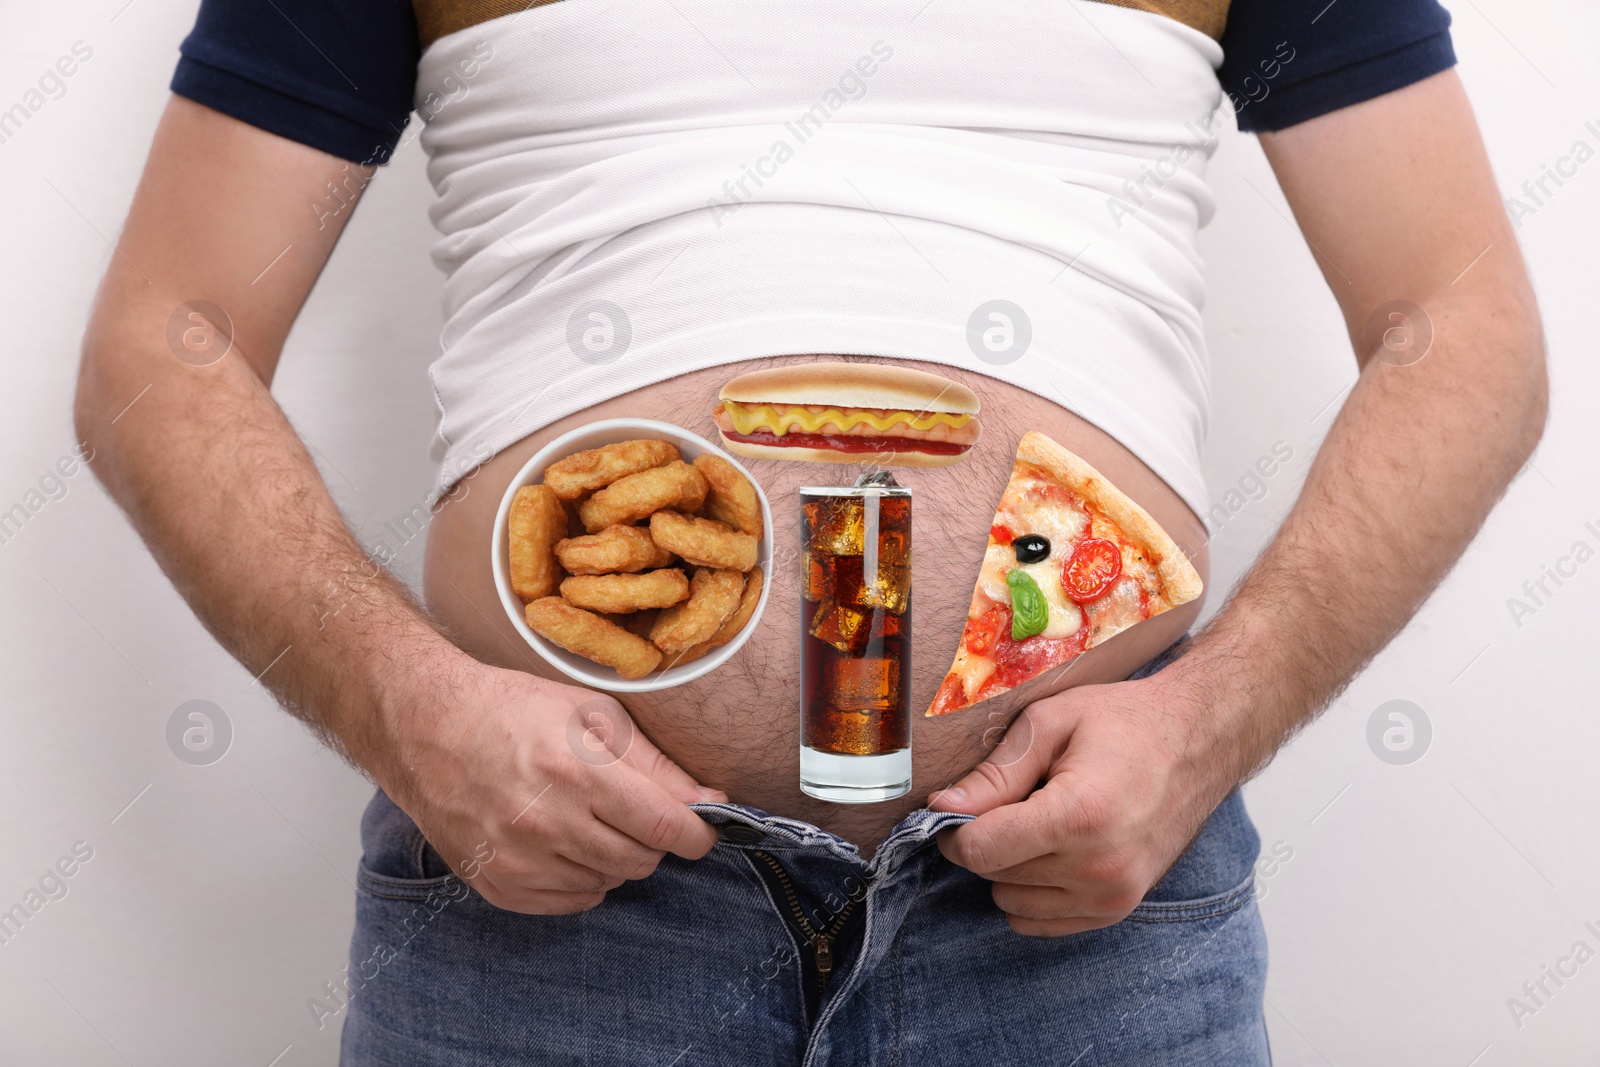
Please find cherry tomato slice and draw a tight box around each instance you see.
[990,524,1016,546]
[963,607,1009,657]
[1062,538,1122,602]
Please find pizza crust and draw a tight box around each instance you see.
[924,431,1204,717]
[1015,431,1203,608]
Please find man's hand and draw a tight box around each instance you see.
[934,68,1547,937]
[929,668,1240,937]
[376,655,727,914]
[75,96,730,916]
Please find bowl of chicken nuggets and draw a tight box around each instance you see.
[492,418,773,692]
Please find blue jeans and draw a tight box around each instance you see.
[340,640,1270,1065]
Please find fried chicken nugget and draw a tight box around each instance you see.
[542,439,680,501]
[649,509,758,571]
[555,524,673,575]
[649,568,745,655]
[660,566,764,669]
[559,569,690,613]
[525,597,662,680]
[578,461,708,532]
[693,453,763,540]
[703,565,763,645]
[508,484,568,601]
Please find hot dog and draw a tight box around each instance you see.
[711,362,982,467]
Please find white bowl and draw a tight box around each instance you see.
[491,418,774,693]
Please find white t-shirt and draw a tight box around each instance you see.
[417,0,1225,519]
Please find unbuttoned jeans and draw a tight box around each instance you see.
[340,639,1270,1065]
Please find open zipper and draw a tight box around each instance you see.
[751,849,861,997]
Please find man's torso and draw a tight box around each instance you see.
[423,357,1208,850]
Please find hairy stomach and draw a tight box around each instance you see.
[422,356,1208,851]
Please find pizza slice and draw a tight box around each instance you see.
[926,430,1203,717]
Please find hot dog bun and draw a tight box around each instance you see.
[718,362,980,413]
[715,361,982,466]
[719,438,971,468]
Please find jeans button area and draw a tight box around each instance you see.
[719,823,766,846]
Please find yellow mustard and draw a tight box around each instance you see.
[722,401,971,435]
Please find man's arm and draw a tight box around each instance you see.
[930,69,1547,935]
[77,97,724,914]
[1179,66,1547,775]
[77,96,431,755]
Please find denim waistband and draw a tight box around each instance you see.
[339,632,1269,1065]
[690,634,1192,874]
[690,800,976,872]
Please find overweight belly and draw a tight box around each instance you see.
[422,357,1208,849]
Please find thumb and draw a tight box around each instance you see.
[928,705,1056,815]
[571,697,727,806]
[634,736,730,807]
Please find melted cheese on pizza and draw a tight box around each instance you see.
[929,433,1197,718]
[972,544,1082,639]
[995,476,1089,546]
[1083,576,1149,644]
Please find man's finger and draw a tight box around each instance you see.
[628,733,729,806]
[927,704,1060,816]
[587,697,728,806]
[591,771,721,860]
[494,853,625,895]
[990,881,1083,923]
[559,820,671,881]
[979,854,1090,888]
[478,883,609,916]
[1005,913,1114,938]
[936,786,1067,875]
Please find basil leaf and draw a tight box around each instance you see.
[1006,569,1049,641]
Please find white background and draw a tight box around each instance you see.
[2,1,1597,1063]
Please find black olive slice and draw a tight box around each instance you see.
[1013,534,1051,564]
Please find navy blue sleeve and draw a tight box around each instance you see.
[1218,0,1456,132]
[170,0,420,165]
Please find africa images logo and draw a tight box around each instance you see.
[705,40,894,227]
[1366,700,1431,766]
